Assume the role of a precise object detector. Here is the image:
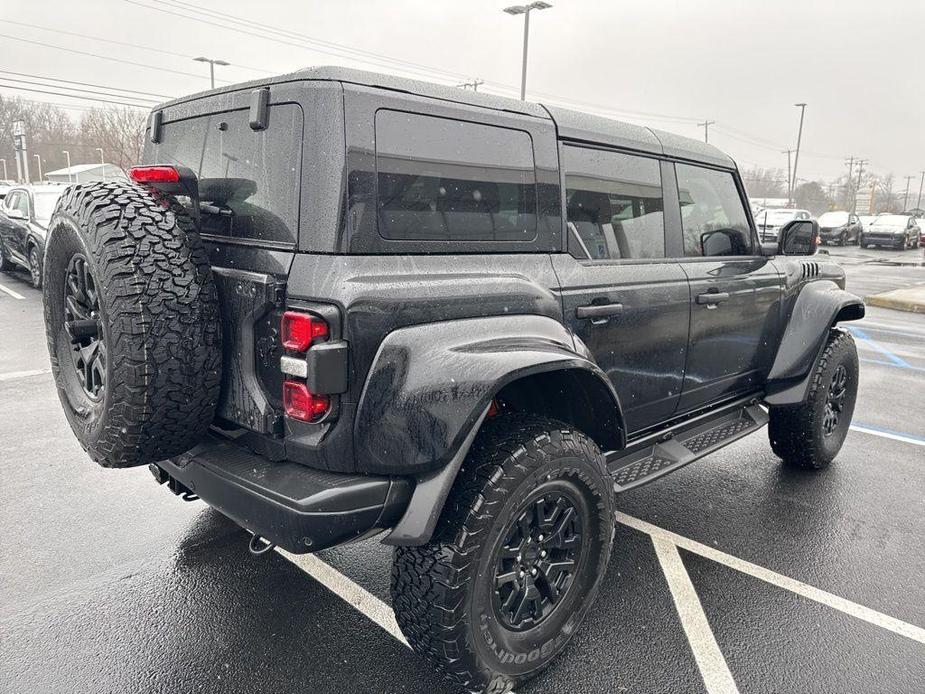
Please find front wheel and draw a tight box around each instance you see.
[769,329,858,469]
[391,416,615,693]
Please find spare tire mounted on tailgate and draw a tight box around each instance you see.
[43,181,222,468]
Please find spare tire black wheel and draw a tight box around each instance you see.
[43,181,222,468]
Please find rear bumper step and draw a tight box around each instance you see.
[608,402,769,491]
[155,435,413,553]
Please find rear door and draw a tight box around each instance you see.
[671,163,783,413]
[553,145,690,435]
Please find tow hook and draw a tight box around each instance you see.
[249,533,276,556]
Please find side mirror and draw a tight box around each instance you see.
[778,219,819,255]
[7,208,26,220]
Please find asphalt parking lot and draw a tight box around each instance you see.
[1,245,923,694]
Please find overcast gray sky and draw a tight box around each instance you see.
[1,0,922,183]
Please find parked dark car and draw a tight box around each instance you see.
[0,184,66,288]
[859,214,921,249]
[40,67,864,694]
[817,210,862,245]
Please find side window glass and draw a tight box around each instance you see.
[375,111,537,242]
[5,192,20,212]
[563,146,665,260]
[13,193,29,217]
[676,163,753,257]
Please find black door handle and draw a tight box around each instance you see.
[696,291,730,305]
[576,302,624,319]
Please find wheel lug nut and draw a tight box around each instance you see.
[538,534,544,542]
[531,568,538,576]
[518,570,524,578]
[540,550,547,558]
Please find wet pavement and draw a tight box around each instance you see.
[1,246,923,694]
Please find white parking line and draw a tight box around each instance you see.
[850,424,925,447]
[653,536,739,694]
[0,368,51,382]
[0,282,25,300]
[277,549,408,646]
[619,512,925,646]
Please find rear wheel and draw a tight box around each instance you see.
[28,244,42,289]
[391,416,615,693]
[769,329,858,469]
[43,181,222,468]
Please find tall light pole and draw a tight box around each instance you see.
[789,103,807,206]
[917,170,925,209]
[194,56,230,89]
[782,149,794,202]
[852,159,868,214]
[0,159,6,180]
[62,150,72,183]
[503,2,552,101]
[34,154,42,181]
[902,175,914,212]
[96,147,104,167]
[698,120,715,144]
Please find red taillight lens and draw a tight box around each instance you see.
[129,166,180,184]
[283,381,330,422]
[281,311,328,352]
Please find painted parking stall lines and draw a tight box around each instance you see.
[0,282,25,300]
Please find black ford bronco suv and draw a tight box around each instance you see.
[42,67,864,693]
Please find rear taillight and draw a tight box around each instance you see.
[281,311,329,352]
[281,310,331,422]
[129,166,180,184]
[283,381,330,422]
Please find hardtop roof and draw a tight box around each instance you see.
[156,65,735,169]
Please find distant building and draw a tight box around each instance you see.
[44,163,126,184]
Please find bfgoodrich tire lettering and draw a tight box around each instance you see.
[768,328,858,469]
[43,181,222,468]
[391,415,615,693]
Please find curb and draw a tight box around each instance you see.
[865,286,925,314]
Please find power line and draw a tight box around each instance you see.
[0,18,273,76]
[0,32,230,82]
[0,83,150,109]
[0,70,172,99]
[0,75,161,104]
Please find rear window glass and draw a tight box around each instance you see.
[153,104,303,245]
[563,145,665,260]
[375,110,537,242]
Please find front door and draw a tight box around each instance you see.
[671,162,783,413]
[554,145,690,435]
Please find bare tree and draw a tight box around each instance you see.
[741,167,788,198]
[78,107,147,172]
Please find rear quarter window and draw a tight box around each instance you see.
[152,104,303,246]
[375,110,537,242]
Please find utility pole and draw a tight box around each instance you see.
[902,175,914,212]
[790,103,807,206]
[62,150,72,183]
[503,2,553,100]
[782,149,793,203]
[698,120,715,144]
[34,154,42,181]
[852,159,868,214]
[193,56,230,89]
[844,156,855,209]
[0,159,7,180]
[917,170,925,209]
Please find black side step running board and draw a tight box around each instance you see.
[607,400,769,492]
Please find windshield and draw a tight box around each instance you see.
[818,211,849,226]
[871,215,909,228]
[33,191,64,221]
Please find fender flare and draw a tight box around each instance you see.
[764,280,864,405]
[351,314,624,545]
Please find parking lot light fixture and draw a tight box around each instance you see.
[194,56,230,89]
[62,151,72,183]
[503,2,553,100]
[34,154,42,181]
[0,158,6,179]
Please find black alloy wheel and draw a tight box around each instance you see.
[493,492,585,631]
[822,364,847,437]
[28,246,42,289]
[63,253,105,400]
